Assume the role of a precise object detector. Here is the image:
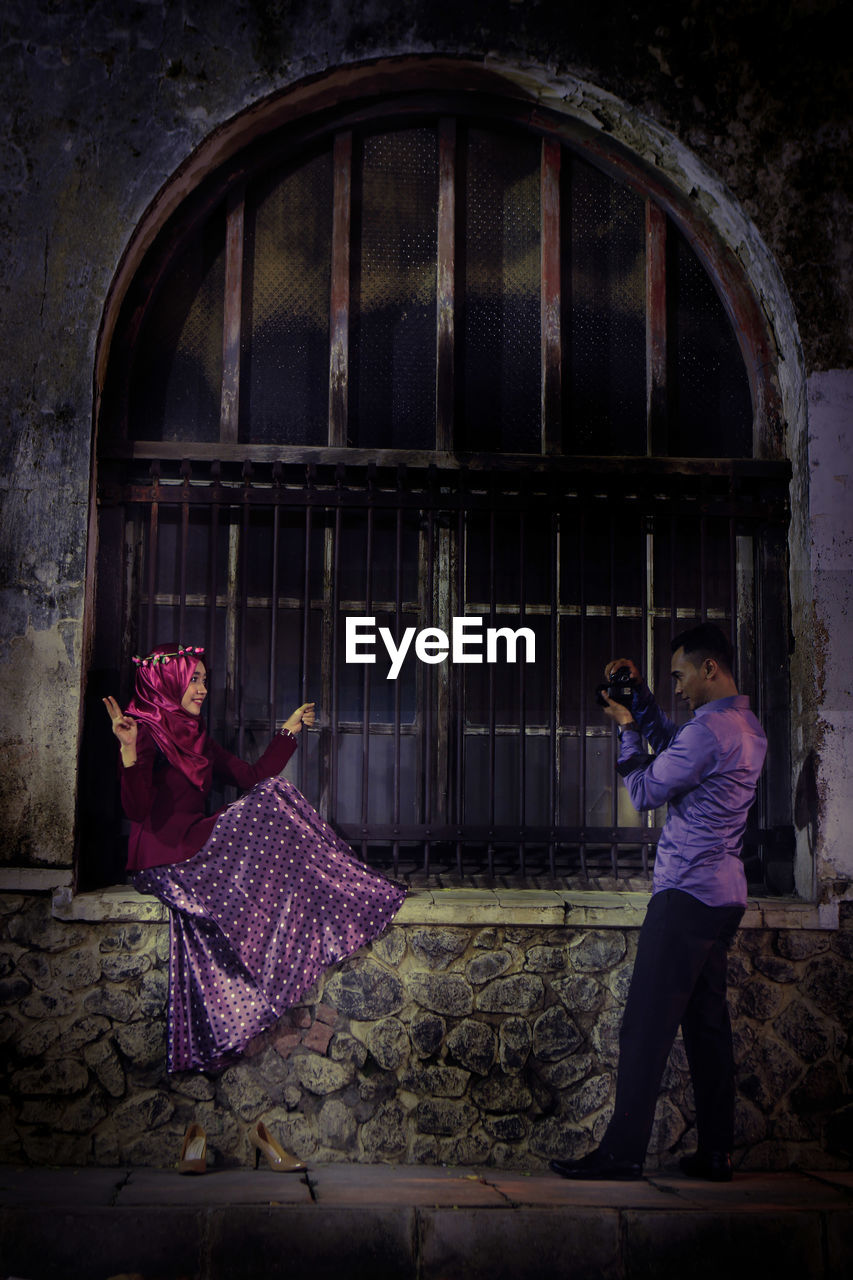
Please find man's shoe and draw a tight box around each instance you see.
[679,1150,733,1182]
[549,1149,643,1181]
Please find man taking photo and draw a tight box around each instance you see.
[551,622,767,1182]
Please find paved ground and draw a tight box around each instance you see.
[2,1162,852,1279]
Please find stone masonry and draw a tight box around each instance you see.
[1,892,850,1173]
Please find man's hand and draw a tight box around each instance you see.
[601,658,642,727]
[604,657,641,685]
[600,692,636,726]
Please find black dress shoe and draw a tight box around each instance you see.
[679,1150,733,1182]
[549,1150,643,1181]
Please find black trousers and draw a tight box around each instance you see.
[599,888,744,1164]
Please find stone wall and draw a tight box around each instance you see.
[2,893,850,1172]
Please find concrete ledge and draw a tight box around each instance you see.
[47,883,839,930]
[753,900,840,930]
[1,1166,851,1280]
[0,867,72,892]
[51,884,169,922]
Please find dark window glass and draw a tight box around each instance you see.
[350,128,439,449]
[565,155,646,454]
[460,127,541,452]
[129,212,226,442]
[668,224,753,457]
[241,150,333,444]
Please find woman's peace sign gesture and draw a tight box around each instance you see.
[103,695,138,752]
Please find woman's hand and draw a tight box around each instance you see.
[282,702,316,736]
[103,695,138,764]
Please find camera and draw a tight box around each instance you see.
[595,666,638,709]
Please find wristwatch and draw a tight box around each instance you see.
[616,721,638,739]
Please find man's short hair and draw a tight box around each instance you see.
[671,623,734,673]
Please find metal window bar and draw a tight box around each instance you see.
[145,464,160,655]
[237,466,251,760]
[487,502,497,878]
[641,512,654,876]
[330,478,343,818]
[455,483,466,877]
[668,509,678,722]
[393,490,404,876]
[423,493,436,873]
[360,476,375,859]
[518,506,527,875]
[115,459,790,888]
[223,505,240,748]
[300,470,315,796]
[178,463,190,642]
[578,510,588,877]
[268,474,281,739]
[548,509,559,879]
[609,519,618,880]
[206,471,220,687]
[700,512,708,622]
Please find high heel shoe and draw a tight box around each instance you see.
[248,1120,307,1173]
[177,1122,207,1175]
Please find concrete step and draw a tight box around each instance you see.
[2,1163,852,1279]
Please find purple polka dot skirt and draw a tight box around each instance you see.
[132,777,406,1073]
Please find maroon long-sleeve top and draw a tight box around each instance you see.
[120,722,297,871]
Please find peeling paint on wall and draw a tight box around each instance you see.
[806,371,853,898]
[0,622,80,867]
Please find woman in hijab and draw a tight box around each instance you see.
[103,643,406,1088]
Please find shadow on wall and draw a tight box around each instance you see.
[794,750,819,848]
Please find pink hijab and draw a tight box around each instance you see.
[126,644,211,791]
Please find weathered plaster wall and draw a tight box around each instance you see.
[1,898,851,1171]
[804,370,853,897]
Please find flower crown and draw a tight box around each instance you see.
[132,645,205,667]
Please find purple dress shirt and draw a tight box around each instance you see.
[617,686,767,908]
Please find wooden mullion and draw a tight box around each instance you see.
[436,117,456,451]
[645,200,668,456]
[541,138,562,454]
[220,186,245,443]
[329,130,353,448]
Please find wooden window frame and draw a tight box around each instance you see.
[84,82,792,892]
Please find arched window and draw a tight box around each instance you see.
[82,79,792,892]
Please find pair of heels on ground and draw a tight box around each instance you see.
[178,1120,307,1175]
